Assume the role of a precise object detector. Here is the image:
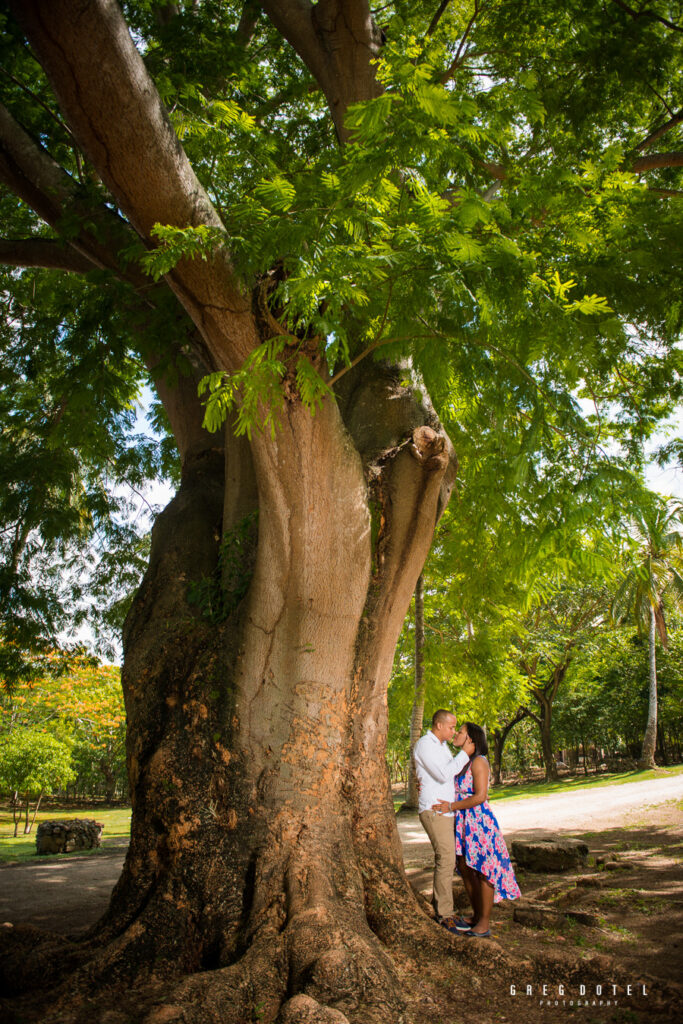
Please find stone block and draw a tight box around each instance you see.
[511,838,589,872]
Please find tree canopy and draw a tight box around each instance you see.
[0,2,682,1022]
[2,0,681,678]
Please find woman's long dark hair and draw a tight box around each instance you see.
[464,722,488,759]
[456,722,488,778]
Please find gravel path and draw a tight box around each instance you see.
[1,774,681,934]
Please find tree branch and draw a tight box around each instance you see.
[0,66,78,151]
[631,151,683,171]
[236,0,262,45]
[0,101,142,279]
[260,0,382,142]
[609,0,683,33]
[10,0,253,371]
[637,109,683,151]
[0,237,94,273]
[329,333,437,387]
[427,1,452,38]
[439,0,484,84]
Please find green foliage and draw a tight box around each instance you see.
[0,728,75,798]
[0,264,178,681]
[0,661,126,798]
[141,224,228,281]
[1,0,682,684]
[554,622,683,756]
[198,339,330,438]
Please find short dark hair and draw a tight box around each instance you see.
[432,709,455,727]
[464,722,488,759]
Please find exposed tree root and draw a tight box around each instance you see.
[3,892,681,1024]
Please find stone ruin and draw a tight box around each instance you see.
[35,818,103,855]
[511,837,589,872]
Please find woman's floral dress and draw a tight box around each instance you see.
[453,756,521,903]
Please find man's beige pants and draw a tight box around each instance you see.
[419,809,455,919]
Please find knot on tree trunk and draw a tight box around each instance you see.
[408,426,449,471]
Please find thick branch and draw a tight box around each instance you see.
[0,237,94,273]
[0,105,217,463]
[631,151,683,171]
[0,102,76,230]
[10,0,253,369]
[0,101,146,280]
[236,0,262,45]
[260,0,382,142]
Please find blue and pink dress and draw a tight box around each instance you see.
[453,756,521,903]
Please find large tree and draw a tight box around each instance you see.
[0,2,682,1022]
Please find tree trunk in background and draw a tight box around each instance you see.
[657,723,668,765]
[537,694,559,782]
[491,709,527,786]
[639,605,658,768]
[406,573,426,809]
[491,730,505,786]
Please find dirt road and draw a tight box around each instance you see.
[1,773,681,935]
[400,771,683,870]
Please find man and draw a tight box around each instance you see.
[412,709,469,928]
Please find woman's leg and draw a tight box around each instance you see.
[469,873,494,934]
[456,855,479,925]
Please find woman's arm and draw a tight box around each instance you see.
[432,758,489,813]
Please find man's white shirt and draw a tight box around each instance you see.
[413,730,470,815]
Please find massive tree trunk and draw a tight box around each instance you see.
[0,356,458,1024]
[406,573,426,809]
[0,4,462,1021]
[108,360,456,1023]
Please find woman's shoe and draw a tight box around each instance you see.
[466,928,490,938]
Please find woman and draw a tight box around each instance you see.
[432,722,520,937]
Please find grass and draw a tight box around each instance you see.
[0,805,131,864]
[393,763,683,812]
[487,763,683,803]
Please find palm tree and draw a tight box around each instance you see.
[612,500,683,768]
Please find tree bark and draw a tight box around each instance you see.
[406,574,426,809]
[490,708,527,786]
[0,358,457,1024]
[0,5,467,1021]
[639,604,658,768]
[534,690,559,782]
[259,0,383,142]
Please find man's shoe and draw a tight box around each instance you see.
[439,917,465,934]
[453,917,475,932]
[466,928,490,938]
